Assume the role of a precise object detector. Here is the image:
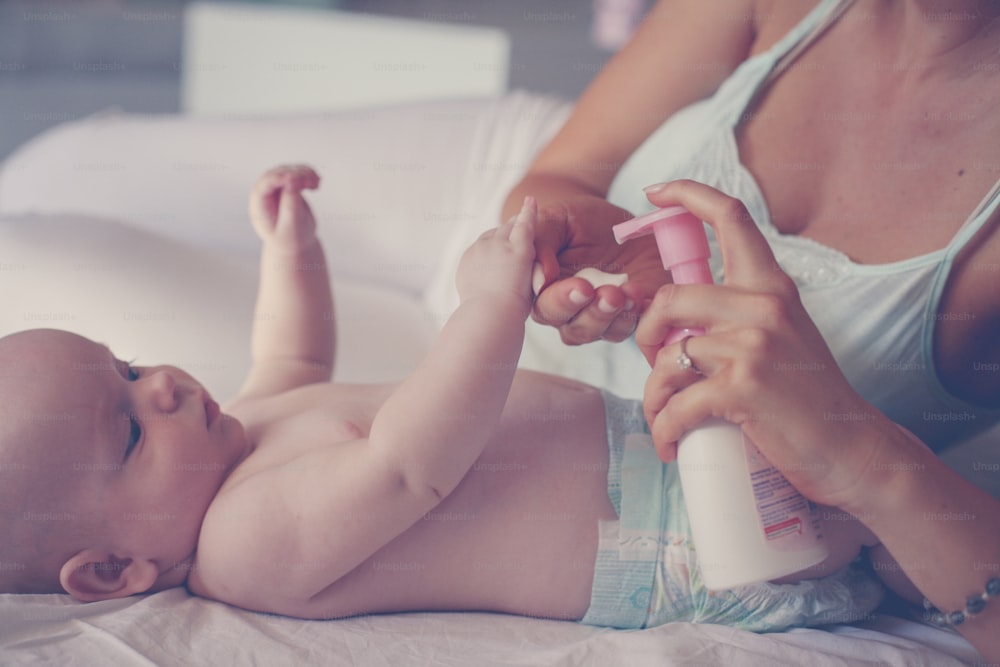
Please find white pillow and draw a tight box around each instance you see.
[0,93,572,300]
[0,214,435,400]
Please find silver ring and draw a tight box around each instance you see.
[676,336,702,375]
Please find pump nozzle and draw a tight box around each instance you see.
[613,206,713,284]
[613,206,712,343]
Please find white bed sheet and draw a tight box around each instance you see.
[0,589,980,667]
[0,93,986,666]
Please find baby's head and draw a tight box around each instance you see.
[0,329,248,600]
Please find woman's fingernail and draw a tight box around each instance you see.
[597,298,617,314]
[569,289,589,305]
[642,182,668,194]
[624,299,635,311]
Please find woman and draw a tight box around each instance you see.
[503,0,1000,659]
[504,0,1000,449]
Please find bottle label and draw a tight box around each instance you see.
[743,434,823,550]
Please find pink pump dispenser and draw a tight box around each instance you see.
[613,206,713,287]
[613,206,711,343]
[613,207,828,590]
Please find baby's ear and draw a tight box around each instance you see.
[59,549,158,602]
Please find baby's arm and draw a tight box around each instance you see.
[193,201,538,609]
[237,165,335,401]
[368,198,536,498]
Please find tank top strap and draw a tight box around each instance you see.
[952,174,1000,244]
[733,0,856,123]
[763,0,857,87]
[926,175,1000,295]
[921,174,1000,417]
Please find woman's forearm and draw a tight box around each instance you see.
[845,427,1000,662]
[501,171,605,223]
[503,0,762,222]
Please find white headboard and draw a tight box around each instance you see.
[182,1,511,115]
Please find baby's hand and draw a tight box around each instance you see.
[249,165,321,252]
[456,196,537,317]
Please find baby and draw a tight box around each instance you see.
[0,165,911,631]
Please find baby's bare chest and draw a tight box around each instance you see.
[225,383,390,479]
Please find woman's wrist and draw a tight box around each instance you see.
[834,421,963,534]
[840,421,1000,646]
[502,171,606,220]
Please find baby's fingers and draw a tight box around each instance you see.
[282,165,321,192]
[277,186,311,227]
[514,195,537,224]
[249,165,319,224]
[249,170,285,218]
[500,195,536,237]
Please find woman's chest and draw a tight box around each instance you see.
[739,90,998,262]
[736,9,1000,265]
[735,60,1000,404]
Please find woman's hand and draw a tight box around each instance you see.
[636,180,899,508]
[527,190,671,344]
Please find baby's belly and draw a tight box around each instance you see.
[297,373,618,620]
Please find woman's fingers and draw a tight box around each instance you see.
[505,196,537,241]
[643,339,700,422]
[634,282,777,366]
[531,281,640,344]
[531,276,594,328]
[561,284,638,343]
[525,194,668,343]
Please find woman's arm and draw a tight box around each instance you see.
[638,180,1000,662]
[507,0,760,207]
[852,428,1000,662]
[504,0,763,344]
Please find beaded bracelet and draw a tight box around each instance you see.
[923,577,1000,627]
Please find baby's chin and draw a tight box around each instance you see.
[223,414,252,462]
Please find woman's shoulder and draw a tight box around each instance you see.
[749,0,825,55]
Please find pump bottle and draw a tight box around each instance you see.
[613,207,828,590]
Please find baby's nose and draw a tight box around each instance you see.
[148,369,180,413]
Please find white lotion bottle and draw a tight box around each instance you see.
[613,207,828,590]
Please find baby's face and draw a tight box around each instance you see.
[10,330,248,581]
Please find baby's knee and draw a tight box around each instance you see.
[772,506,874,583]
[868,543,922,603]
[815,506,880,574]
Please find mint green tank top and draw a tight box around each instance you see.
[609,0,1000,449]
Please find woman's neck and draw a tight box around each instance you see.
[865,0,1000,69]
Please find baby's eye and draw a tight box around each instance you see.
[115,358,141,382]
[126,413,142,458]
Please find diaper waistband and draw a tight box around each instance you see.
[580,391,665,629]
